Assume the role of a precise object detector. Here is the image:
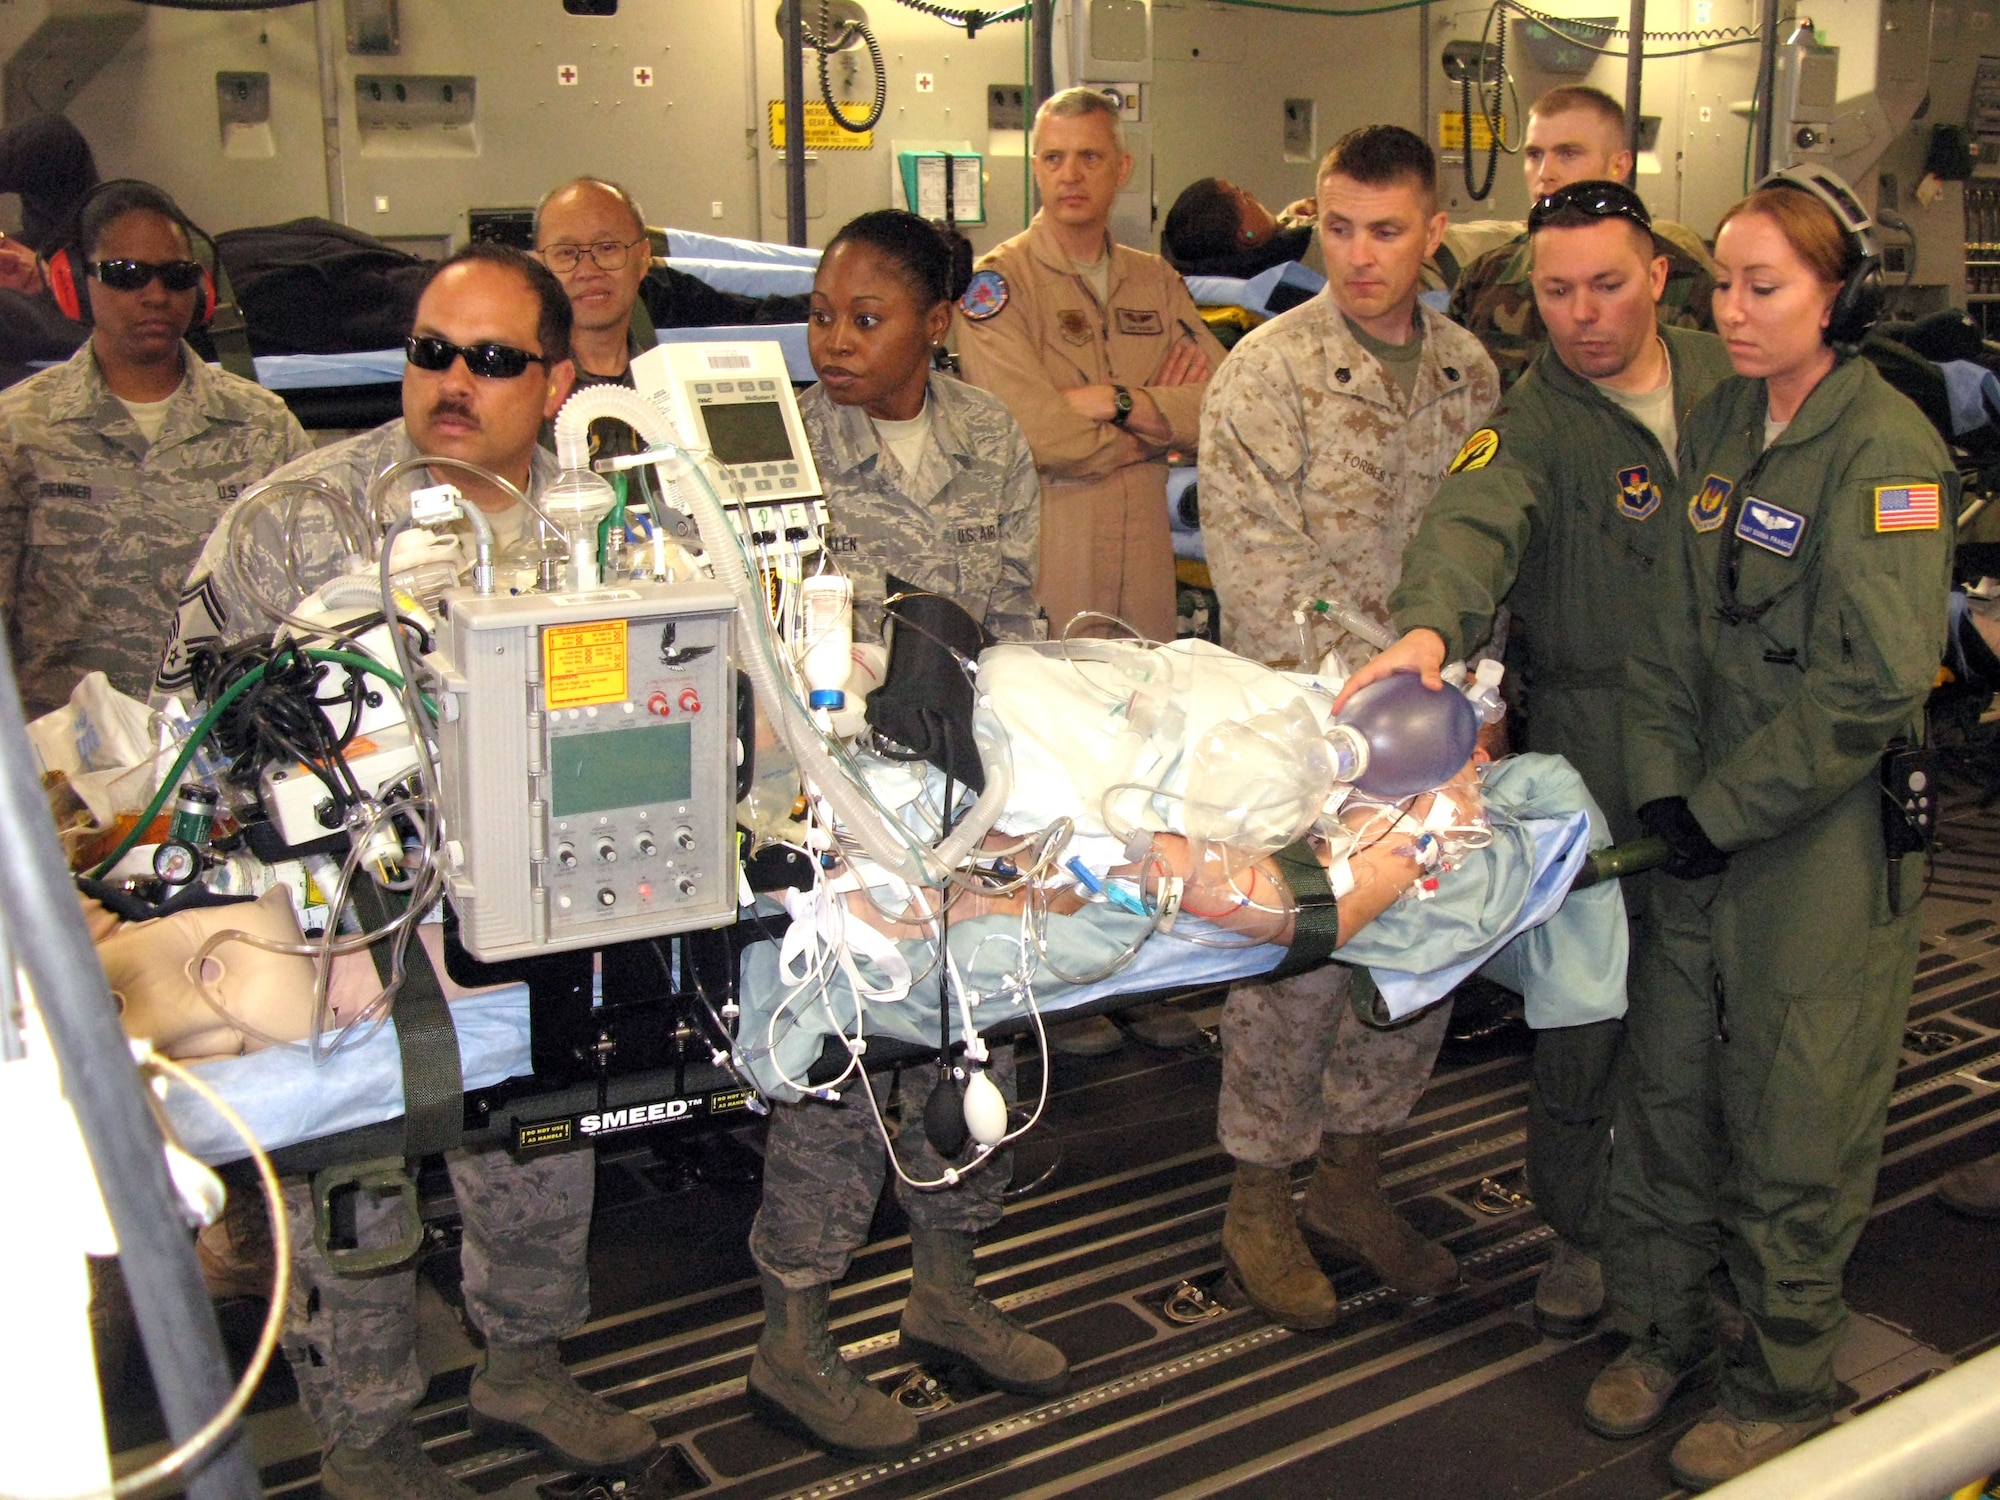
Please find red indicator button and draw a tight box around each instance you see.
[678,687,701,714]
[647,691,672,716]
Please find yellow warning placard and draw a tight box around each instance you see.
[543,620,629,709]
[768,99,874,150]
[1438,111,1498,152]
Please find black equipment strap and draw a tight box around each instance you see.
[348,882,464,1157]
[1265,838,1340,981]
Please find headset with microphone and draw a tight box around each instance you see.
[47,178,220,328]
[1755,164,1885,353]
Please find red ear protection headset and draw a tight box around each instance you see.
[48,179,219,328]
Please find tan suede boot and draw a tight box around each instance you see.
[746,1273,919,1458]
[901,1228,1069,1395]
[1220,1163,1339,1330]
[1297,1133,1459,1296]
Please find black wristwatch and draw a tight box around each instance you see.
[1110,384,1134,427]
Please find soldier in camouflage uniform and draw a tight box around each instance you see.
[1199,126,1498,1330]
[167,245,658,1500]
[0,181,309,717]
[746,211,1061,1462]
[1447,85,1715,392]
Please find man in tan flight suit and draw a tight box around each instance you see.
[956,85,1226,645]
[957,85,1228,1057]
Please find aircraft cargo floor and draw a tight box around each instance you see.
[105,783,2000,1500]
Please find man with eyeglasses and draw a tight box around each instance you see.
[0,179,309,717]
[159,242,660,1499]
[1448,85,1714,392]
[1339,179,1733,1361]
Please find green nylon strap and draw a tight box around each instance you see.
[205,258,258,384]
[1265,838,1340,981]
[348,882,464,1159]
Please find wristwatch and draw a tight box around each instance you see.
[1110,384,1134,427]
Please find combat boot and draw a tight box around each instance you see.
[1220,1162,1339,1330]
[1938,1151,2000,1219]
[1668,1407,1829,1490]
[1533,1237,1605,1338]
[321,1426,472,1500]
[746,1272,919,1458]
[1582,1340,1720,1438]
[900,1227,1069,1395]
[468,1342,656,1473]
[1298,1133,1459,1296]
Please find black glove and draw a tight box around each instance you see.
[1637,796,1730,880]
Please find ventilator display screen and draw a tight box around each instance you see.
[698,400,793,465]
[548,722,692,816]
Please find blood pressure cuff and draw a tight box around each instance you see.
[866,575,993,792]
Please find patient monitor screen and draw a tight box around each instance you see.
[699,400,794,465]
[549,722,693,817]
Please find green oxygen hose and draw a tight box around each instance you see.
[85,649,418,881]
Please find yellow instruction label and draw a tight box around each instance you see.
[768,99,874,150]
[1438,111,1498,152]
[543,620,629,709]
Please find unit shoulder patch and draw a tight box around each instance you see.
[1616,463,1661,521]
[1448,427,1501,475]
[1735,497,1806,557]
[1873,482,1941,532]
[1690,473,1733,533]
[959,269,1009,321]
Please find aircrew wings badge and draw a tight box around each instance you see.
[1448,428,1500,475]
[959,270,1009,321]
[1690,473,1733,533]
[1616,463,1660,521]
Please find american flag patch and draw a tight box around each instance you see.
[1874,483,1941,532]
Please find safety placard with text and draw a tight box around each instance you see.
[1437,112,1498,151]
[543,620,629,709]
[768,99,874,150]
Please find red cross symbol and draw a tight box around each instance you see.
[557,64,578,85]
[633,66,654,86]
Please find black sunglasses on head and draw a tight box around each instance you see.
[88,258,206,293]
[404,334,549,380]
[1527,181,1654,236]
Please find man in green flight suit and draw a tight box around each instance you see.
[1449,84,1714,392]
[1338,179,1734,1341]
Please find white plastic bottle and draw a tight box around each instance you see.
[799,575,854,712]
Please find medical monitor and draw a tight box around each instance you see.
[629,340,823,500]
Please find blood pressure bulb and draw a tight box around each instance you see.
[1332,672,1479,799]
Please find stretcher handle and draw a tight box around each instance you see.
[1571,835,1670,891]
[312,1158,426,1275]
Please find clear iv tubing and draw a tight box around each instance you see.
[223,475,375,636]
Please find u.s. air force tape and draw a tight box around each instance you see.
[1448,427,1500,474]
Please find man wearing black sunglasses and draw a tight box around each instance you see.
[160,240,581,693]
[0,179,309,716]
[1448,85,1714,392]
[1339,178,1734,1365]
[159,243,665,1497]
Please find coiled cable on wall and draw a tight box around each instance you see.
[805,0,889,133]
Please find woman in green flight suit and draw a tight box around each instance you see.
[1589,171,1955,1490]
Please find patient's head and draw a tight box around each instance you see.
[808,209,953,423]
[1161,178,1306,278]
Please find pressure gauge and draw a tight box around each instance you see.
[153,839,202,886]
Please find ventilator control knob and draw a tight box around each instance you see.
[675,825,696,851]
[676,875,697,897]
[556,843,577,869]
[635,834,657,857]
[597,887,617,908]
[595,837,618,863]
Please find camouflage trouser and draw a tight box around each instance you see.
[1218,965,1452,1167]
[749,1048,1016,1289]
[280,1144,595,1450]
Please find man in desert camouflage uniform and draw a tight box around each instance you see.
[166,243,658,1500]
[0,180,309,717]
[1198,125,1498,1330]
[1448,85,1714,392]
